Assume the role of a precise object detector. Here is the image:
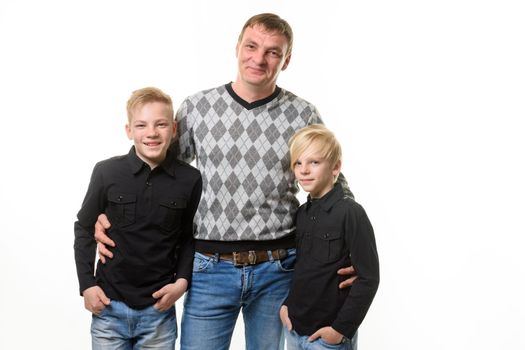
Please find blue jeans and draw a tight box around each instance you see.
[180,249,296,350]
[284,328,357,350]
[91,300,177,350]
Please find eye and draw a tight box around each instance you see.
[268,50,282,58]
[158,122,168,128]
[135,124,145,129]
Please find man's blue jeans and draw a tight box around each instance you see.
[180,249,296,350]
[91,300,177,350]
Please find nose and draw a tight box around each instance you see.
[299,163,310,174]
[146,125,159,137]
[252,49,266,65]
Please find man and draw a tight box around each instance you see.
[95,13,356,350]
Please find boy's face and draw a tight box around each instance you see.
[293,144,341,198]
[125,101,176,169]
[235,24,291,91]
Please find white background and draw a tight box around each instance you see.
[1,1,524,349]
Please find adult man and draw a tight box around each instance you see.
[95,13,356,350]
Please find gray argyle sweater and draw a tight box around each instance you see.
[175,83,322,244]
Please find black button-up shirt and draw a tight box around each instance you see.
[284,183,379,339]
[74,147,202,309]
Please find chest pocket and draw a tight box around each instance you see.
[311,231,344,264]
[159,198,187,232]
[107,193,137,227]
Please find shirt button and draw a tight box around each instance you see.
[146,181,151,186]
[311,216,316,221]
[118,195,123,201]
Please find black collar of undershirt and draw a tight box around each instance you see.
[225,82,281,110]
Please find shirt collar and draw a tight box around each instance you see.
[307,183,344,212]
[126,146,177,177]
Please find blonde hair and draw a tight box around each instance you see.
[288,124,342,171]
[126,87,174,123]
[238,13,293,56]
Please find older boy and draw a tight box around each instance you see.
[74,87,202,349]
[280,124,379,349]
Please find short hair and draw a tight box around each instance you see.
[126,87,174,123]
[238,13,294,56]
[288,124,342,171]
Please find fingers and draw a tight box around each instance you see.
[338,275,358,289]
[152,287,166,300]
[97,241,114,261]
[308,330,321,342]
[97,213,111,229]
[279,306,292,331]
[337,265,355,275]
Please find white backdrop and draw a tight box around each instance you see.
[1,1,524,349]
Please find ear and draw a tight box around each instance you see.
[332,160,342,177]
[171,119,177,139]
[235,41,240,58]
[281,53,291,71]
[125,124,132,140]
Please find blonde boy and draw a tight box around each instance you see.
[280,124,379,349]
[74,87,202,349]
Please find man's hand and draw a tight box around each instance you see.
[94,213,115,264]
[337,265,358,289]
[83,286,110,315]
[308,326,344,345]
[279,305,292,331]
[152,278,188,312]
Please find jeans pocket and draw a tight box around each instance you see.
[192,252,214,273]
[276,248,296,272]
[317,337,346,349]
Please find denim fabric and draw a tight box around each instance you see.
[91,300,176,350]
[180,249,296,350]
[284,328,357,350]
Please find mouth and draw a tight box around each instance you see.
[144,142,162,147]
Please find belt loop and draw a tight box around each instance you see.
[267,250,274,262]
[248,250,257,265]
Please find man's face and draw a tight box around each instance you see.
[125,101,176,168]
[236,24,291,91]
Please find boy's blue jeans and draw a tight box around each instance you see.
[91,300,176,350]
[180,249,296,350]
[284,328,357,350]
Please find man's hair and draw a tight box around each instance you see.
[238,13,294,56]
[126,87,174,122]
[288,124,342,171]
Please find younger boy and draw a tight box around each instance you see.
[280,124,379,350]
[74,87,202,349]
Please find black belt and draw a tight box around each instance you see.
[201,249,288,266]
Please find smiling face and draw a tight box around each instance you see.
[125,101,176,169]
[234,24,291,98]
[293,142,341,198]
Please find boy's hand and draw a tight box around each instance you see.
[337,265,358,289]
[279,305,292,331]
[152,278,188,312]
[83,286,110,315]
[308,326,344,345]
[94,213,115,264]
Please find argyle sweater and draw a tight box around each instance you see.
[175,83,342,247]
